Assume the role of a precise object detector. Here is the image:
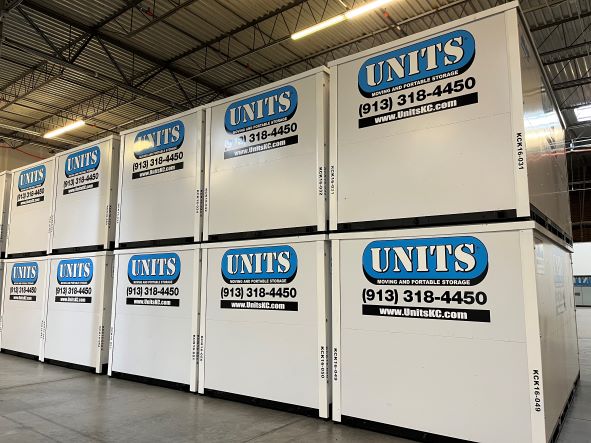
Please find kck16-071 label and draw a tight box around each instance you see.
[130,120,185,180]
[63,146,101,195]
[223,85,299,160]
[125,252,182,307]
[360,236,491,323]
[356,29,478,128]
[218,245,299,312]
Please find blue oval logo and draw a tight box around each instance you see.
[224,85,298,134]
[358,30,475,98]
[18,165,46,191]
[133,120,185,159]
[221,245,298,284]
[65,146,100,177]
[575,276,591,287]
[362,236,488,285]
[57,258,93,285]
[11,262,39,285]
[127,252,181,284]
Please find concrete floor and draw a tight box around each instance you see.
[1,311,591,443]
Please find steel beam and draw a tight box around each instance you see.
[530,10,591,33]
[22,0,227,97]
[553,77,591,91]
[3,37,187,111]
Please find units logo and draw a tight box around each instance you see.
[133,120,185,159]
[575,276,591,287]
[362,236,488,285]
[224,85,298,134]
[222,245,297,284]
[18,164,46,191]
[358,30,475,98]
[65,146,100,177]
[128,252,181,284]
[11,262,39,285]
[57,258,93,285]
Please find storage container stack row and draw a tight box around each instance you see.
[199,67,331,417]
[0,138,119,373]
[110,109,204,391]
[328,4,578,442]
[0,3,581,442]
[1,158,55,361]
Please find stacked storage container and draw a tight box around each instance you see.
[572,243,591,306]
[0,172,12,258]
[200,68,331,417]
[0,172,12,327]
[1,158,55,358]
[328,3,578,442]
[37,137,119,372]
[109,109,204,391]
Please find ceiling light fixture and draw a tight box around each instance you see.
[44,120,85,139]
[292,0,393,40]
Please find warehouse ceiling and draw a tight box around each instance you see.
[0,0,589,153]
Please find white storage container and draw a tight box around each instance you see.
[572,242,591,306]
[328,3,570,242]
[116,109,204,248]
[41,251,113,372]
[51,136,120,254]
[6,158,56,257]
[199,235,330,417]
[108,244,200,390]
[330,222,578,442]
[0,257,49,358]
[0,172,12,257]
[204,67,328,241]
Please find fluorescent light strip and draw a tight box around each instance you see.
[292,15,346,40]
[344,0,393,19]
[44,120,85,139]
[292,0,393,40]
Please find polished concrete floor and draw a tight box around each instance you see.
[1,310,591,443]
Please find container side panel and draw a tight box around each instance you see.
[203,239,325,410]
[336,228,531,442]
[519,22,571,237]
[52,140,117,250]
[207,73,327,236]
[0,173,11,253]
[117,112,201,245]
[7,158,55,255]
[44,253,108,368]
[110,246,197,385]
[533,233,579,437]
[1,259,49,355]
[334,13,516,226]
[573,242,591,276]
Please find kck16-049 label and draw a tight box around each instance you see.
[356,29,478,128]
[63,145,101,195]
[9,262,39,301]
[360,236,491,323]
[223,85,299,159]
[126,252,182,307]
[16,165,46,206]
[219,245,299,312]
[131,120,185,180]
[54,258,94,303]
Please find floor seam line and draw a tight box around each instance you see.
[241,416,307,443]
[0,374,90,391]
[27,410,107,442]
